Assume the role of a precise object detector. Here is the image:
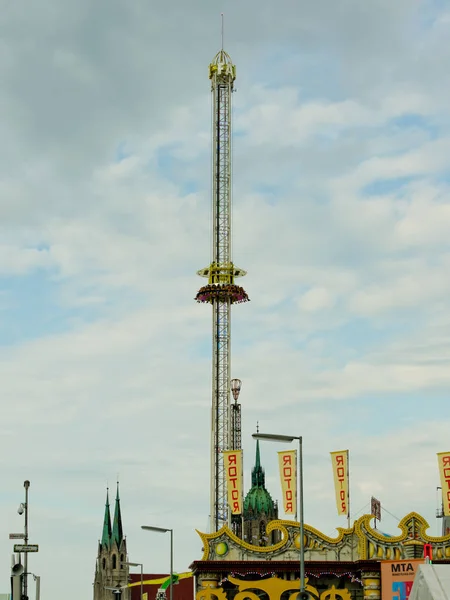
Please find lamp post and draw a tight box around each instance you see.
[18,480,30,600]
[230,379,241,402]
[141,526,173,600]
[123,562,143,600]
[252,432,305,595]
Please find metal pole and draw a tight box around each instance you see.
[347,450,351,530]
[24,480,30,600]
[169,529,173,600]
[299,438,305,593]
[141,563,143,600]
[35,576,40,600]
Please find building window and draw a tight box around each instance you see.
[102,558,106,570]
[112,554,117,569]
[120,554,124,568]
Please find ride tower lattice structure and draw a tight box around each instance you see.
[196,48,249,533]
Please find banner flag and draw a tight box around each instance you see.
[223,450,243,514]
[330,450,349,517]
[437,452,450,516]
[371,496,381,521]
[278,450,297,515]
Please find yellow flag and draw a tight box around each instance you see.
[330,450,349,517]
[437,452,450,516]
[223,450,243,514]
[278,450,297,515]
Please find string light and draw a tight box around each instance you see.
[218,571,362,586]
[220,572,276,583]
[306,572,362,585]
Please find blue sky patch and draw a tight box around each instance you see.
[362,176,421,197]
[115,141,131,163]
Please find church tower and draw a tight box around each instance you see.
[93,485,130,600]
[243,440,280,546]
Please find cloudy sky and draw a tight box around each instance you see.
[1,0,450,598]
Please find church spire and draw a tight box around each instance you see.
[112,482,124,547]
[251,439,265,487]
[101,488,112,548]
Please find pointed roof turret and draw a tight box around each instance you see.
[112,482,123,547]
[251,439,265,487]
[101,488,112,548]
[244,439,276,519]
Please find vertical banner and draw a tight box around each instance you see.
[330,450,349,517]
[278,450,297,515]
[371,496,382,521]
[437,451,450,516]
[381,559,423,600]
[223,450,243,514]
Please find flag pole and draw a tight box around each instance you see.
[295,448,298,522]
[347,450,351,529]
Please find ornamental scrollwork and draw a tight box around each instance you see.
[198,577,357,600]
[228,576,319,600]
[196,580,228,600]
[320,585,352,600]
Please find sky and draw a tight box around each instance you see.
[1,0,450,598]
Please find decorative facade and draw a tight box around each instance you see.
[191,512,450,600]
[93,485,130,600]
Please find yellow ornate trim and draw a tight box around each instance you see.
[355,512,450,559]
[196,575,352,600]
[196,523,288,560]
[197,512,450,561]
[196,519,355,560]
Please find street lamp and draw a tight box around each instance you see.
[123,562,143,600]
[141,526,173,600]
[230,379,242,401]
[105,585,127,598]
[252,432,305,596]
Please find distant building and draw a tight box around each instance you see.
[92,487,195,600]
[242,439,279,546]
[93,485,130,600]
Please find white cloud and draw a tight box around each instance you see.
[0,2,450,600]
[298,287,335,312]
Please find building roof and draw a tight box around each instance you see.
[99,483,124,549]
[243,440,276,519]
[410,564,450,600]
[112,482,123,547]
[101,489,112,548]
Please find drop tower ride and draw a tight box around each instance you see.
[196,44,249,533]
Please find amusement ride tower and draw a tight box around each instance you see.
[196,44,249,533]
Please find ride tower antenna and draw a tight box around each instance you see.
[195,34,249,533]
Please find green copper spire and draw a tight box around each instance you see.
[101,489,112,548]
[244,439,276,519]
[112,482,123,547]
[251,439,265,487]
